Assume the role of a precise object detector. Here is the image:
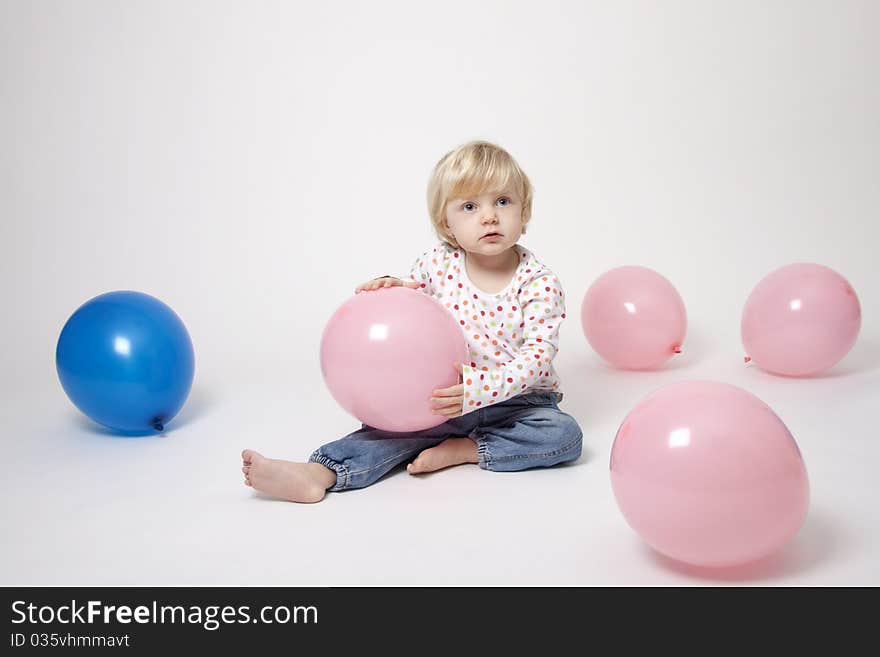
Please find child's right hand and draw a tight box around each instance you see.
[354,277,421,294]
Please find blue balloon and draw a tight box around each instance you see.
[56,291,195,433]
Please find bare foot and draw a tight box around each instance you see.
[241,449,336,503]
[407,437,478,475]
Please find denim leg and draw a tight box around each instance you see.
[309,413,481,492]
[470,394,583,472]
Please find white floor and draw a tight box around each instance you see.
[3,323,878,587]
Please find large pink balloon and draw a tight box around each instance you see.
[320,286,468,433]
[741,263,861,377]
[610,381,809,568]
[581,266,686,369]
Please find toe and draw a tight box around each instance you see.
[242,449,261,465]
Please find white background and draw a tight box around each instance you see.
[2,0,877,585]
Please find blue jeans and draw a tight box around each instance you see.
[309,391,583,492]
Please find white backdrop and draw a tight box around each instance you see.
[2,0,878,585]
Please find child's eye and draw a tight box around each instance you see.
[462,202,476,212]
[496,197,511,206]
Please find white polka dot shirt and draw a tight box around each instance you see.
[399,242,566,416]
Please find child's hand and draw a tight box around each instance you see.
[354,277,421,294]
[431,362,464,418]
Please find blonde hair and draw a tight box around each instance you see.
[427,140,533,248]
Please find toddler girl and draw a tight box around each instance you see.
[242,140,583,502]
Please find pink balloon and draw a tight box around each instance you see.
[741,263,861,377]
[610,381,809,568]
[320,287,468,433]
[581,266,686,369]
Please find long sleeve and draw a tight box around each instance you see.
[398,245,445,296]
[459,268,566,414]
[371,246,443,295]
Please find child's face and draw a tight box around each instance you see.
[444,188,523,256]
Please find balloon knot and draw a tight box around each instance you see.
[744,356,752,364]
[152,418,165,432]
[672,346,682,354]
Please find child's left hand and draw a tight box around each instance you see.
[431,362,464,418]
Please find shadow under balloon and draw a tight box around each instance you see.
[560,351,702,430]
[806,335,879,379]
[644,507,840,583]
[743,335,880,381]
[72,386,215,438]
